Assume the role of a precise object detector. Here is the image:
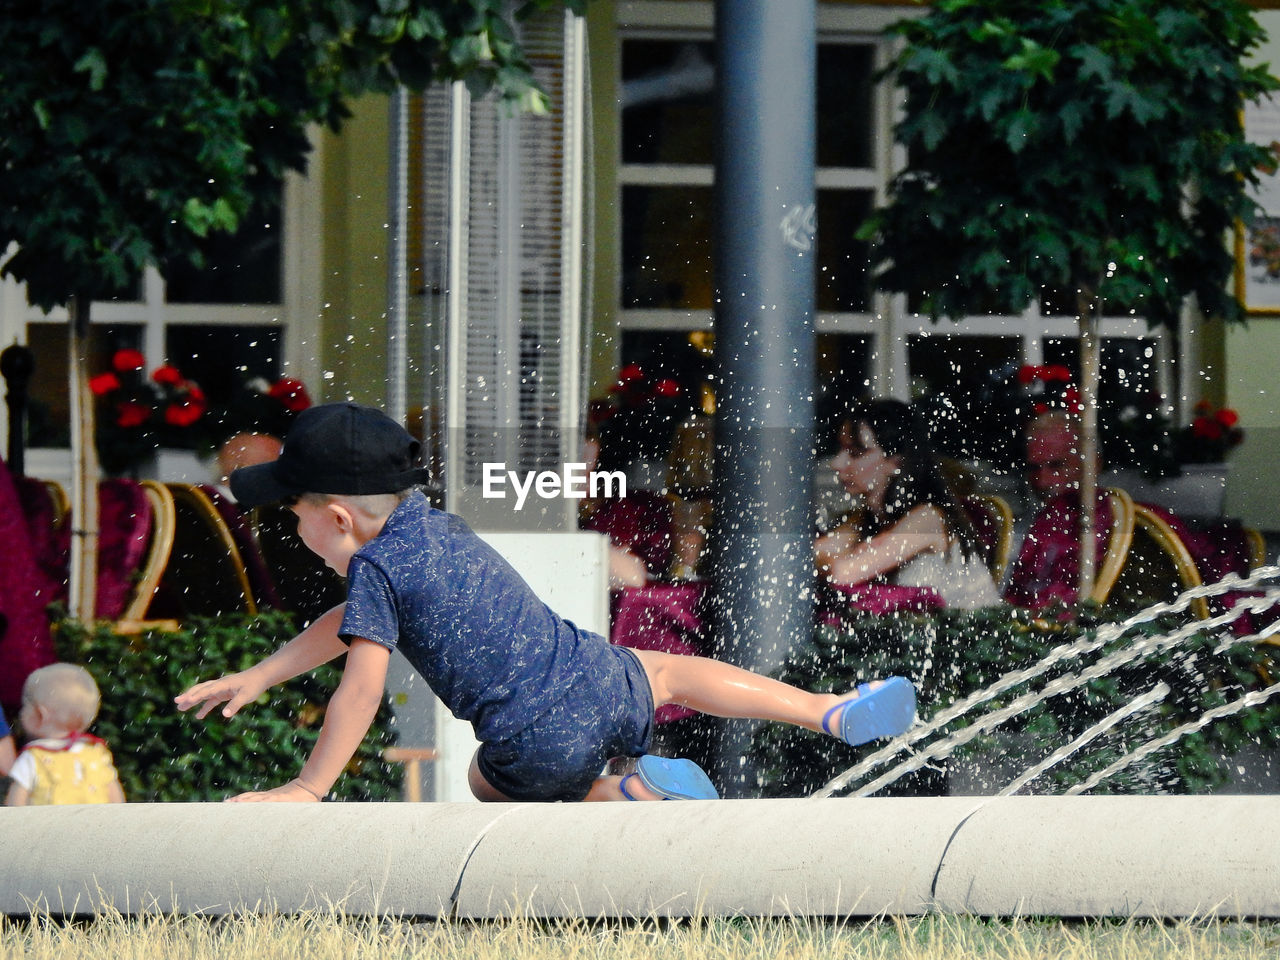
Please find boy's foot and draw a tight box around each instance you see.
[821,676,916,746]
[619,755,718,800]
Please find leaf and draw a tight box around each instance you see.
[1002,39,1059,83]
[903,46,960,87]
[1003,109,1036,153]
[73,48,109,91]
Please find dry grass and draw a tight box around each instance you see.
[2,912,1279,960]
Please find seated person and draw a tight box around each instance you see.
[580,365,694,587]
[815,399,1001,610]
[215,431,284,491]
[1002,411,1115,609]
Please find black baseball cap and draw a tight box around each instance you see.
[230,402,433,509]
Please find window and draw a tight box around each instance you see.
[3,176,318,469]
[611,3,1177,462]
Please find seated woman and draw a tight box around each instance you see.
[815,399,1002,611]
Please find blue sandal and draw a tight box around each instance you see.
[821,677,916,746]
[619,755,719,800]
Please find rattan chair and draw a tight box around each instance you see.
[1089,487,1136,605]
[147,482,257,619]
[117,480,178,625]
[966,493,1014,583]
[1108,500,1211,619]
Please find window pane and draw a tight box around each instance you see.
[164,194,282,304]
[908,334,1023,466]
[165,326,283,412]
[1044,337,1165,470]
[25,322,144,447]
[817,188,873,312]
[622,184,714,309]
[621,39,716,165]
[817,43,874,168]
[616,331,869,457]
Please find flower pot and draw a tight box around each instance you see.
[1102,463,1231,518]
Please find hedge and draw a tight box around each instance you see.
[55,611,401,802]
[749,603,1280,797]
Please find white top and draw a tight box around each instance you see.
[892,541,1003,610]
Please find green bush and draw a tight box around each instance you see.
[55,611,401,802]
[749,604,1280,797]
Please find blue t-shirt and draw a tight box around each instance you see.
[0,704,9,739]
[341,491,619,743]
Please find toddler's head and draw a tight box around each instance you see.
[21,663,101,737]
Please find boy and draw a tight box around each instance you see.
[175,403,915,802]
[6,663,125,805]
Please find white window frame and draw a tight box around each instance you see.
[0,165,323,476]
[614,1,1182,406]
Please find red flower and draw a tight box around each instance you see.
[165,396,207,427]
[151,364,184,387]
[1216,408,1240,428]
[115,401,152,428]
[268,377,312,412]
[1192,416,1223,441]
[1044,364,1072,383]
[617,363,644,385]
[89,372,121,396]
[653,378,681,397]
[111,348,146,373]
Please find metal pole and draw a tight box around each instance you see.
[711,0,817,794]
[387,88,409,425]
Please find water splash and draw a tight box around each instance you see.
[812,567,1280,799]
[1065,677,1280,796]
[997,682,1169,797]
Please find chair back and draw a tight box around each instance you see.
[965,493,1014,583]
[118,481,177,623]
[1089,487,1136,605]
[1243,527,1268,570]
[1109,501,1210,619]
[193,484,281,610]
[96,479,156,621]
[148,482,257,619]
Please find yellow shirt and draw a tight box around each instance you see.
[10,734,120,805]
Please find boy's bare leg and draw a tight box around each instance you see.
[630,648,877,734]
[583,775,662,801]
[467,751,516,802]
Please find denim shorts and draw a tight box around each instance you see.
[476,645,655,802]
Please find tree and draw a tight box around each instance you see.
[857,0,1278,598]
[0,0,584,619]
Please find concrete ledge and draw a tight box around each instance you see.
[2,797,1278,919]
[932,796,1280,918]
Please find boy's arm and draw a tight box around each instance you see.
[4,782,28,806]
[174,604,349,720]
[227,638,390,803]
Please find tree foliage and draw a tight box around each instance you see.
[859,0,1279,328]
[0,0,586,312]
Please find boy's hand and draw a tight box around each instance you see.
[225,779,322,803]
[174,669,267,720]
